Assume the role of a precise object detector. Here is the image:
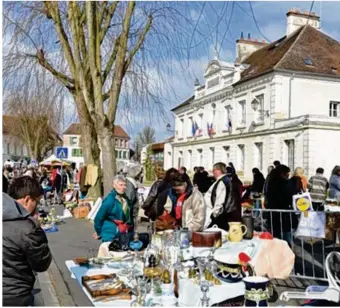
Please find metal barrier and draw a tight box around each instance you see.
[247,208,340,282]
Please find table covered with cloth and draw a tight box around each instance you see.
[94,237,294,306]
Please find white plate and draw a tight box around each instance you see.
[214,242,256,264]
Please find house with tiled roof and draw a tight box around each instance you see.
[167,9,340,179]
[62,123,130,167]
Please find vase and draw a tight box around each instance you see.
[243,276,270,307]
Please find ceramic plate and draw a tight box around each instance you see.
[214,242,256,264]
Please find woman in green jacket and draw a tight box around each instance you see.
[94,175,133,242]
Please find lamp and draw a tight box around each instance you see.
[251,98,260,111]
[166,123,175,133]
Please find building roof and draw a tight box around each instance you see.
[151,142,164,151]
[3,115,61,141]
[63,123,130,139]
[3,115,16,135]
[236,25,340,85]
[171,95,195,112]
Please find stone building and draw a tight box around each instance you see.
[164,9,340,180]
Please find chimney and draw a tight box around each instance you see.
[235,33,268,63]
[286,8,320,36]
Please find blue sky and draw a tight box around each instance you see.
[117,1,340,145]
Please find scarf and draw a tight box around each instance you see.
[175,192,186,221]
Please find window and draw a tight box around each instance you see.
[187,150,192,170]
[122,151,127,159]
[238,100,246,126]
[303,57,313,66]
[237,144,245,171]
[178,151,183,168]
[209,147,215,167]
[69,136,77,146]
[3,142,9,154]
[223,146,230,163]
[255,94,264,123]
[198,113,204,135]
[188,116,194,137]
[329,102,340,117]
[118,151,122,159]
[197,149,203,166]
[211,103,216,132]
[115,138,118,146]
[179,119,184,138]
[120,139,124,147]
[125,140,128,148]
[285,140,295,170]
[255,143,263,170]
[207,77,219,89]
[72,148,83,157]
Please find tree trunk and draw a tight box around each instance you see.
[74,94,102,198]
[98,126,116,196]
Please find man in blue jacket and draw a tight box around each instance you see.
[93,175,133,242]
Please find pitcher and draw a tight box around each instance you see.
[228,222,247,242]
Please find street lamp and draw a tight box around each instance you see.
[251,98,260,111]
[251,98,270,118]
[166,123,175,133]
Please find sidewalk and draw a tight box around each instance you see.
[44,208,101,306]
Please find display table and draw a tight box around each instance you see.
[65,260,133,306]
[97,237,295,280]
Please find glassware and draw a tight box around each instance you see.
[130,276,147,307]
[196,257,214,307]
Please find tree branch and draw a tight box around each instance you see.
[124,15,152,73]
[27,52,75,90]
[107,1,135,123]
[43,2,77,77]
[102,35,120,83]
[99,1,119,45]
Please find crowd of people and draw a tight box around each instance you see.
[2,158,340,306]
[92,160,340,245]
[3,163,80,205]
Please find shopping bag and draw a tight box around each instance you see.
[292,191,313,212]
[295,211,326,239]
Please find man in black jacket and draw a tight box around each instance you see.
[3,176,52,306]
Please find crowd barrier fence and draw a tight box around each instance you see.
[249,208,340,282]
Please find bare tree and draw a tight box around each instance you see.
[133,126,156,162]
[137,126,156,146]
[4,75,63,161]
[3,2,234,196]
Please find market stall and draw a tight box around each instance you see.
[64,226,296,307]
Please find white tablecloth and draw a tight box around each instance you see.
[65,261,133,306]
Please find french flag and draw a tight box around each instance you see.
[207,122,214,137]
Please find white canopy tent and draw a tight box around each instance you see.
[39,154,72,166]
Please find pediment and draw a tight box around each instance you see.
[204,60,221,77]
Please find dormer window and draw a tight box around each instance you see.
[207,77,219,89]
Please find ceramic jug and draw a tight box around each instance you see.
[228,222,247,242]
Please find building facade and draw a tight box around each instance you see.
[63,123,130,167]
[164,10,340,181]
